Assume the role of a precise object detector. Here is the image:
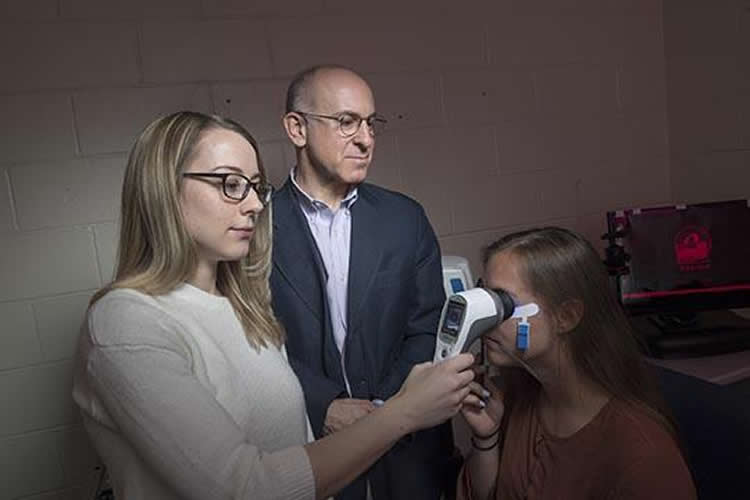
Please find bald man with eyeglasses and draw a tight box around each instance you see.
[270,65,458,500]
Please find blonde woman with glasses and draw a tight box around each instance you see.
[73,111,476,500]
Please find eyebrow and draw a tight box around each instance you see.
[211,165,261,180]
[332,110,378,118]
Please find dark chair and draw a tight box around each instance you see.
[653,365,750,500]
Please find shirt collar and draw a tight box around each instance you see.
[290,167,359,212]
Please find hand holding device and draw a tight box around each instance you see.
[389,353,475,432]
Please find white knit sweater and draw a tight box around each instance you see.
[72,284,315,500]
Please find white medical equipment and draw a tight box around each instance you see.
[434,288,514,361]
[441,255,474,298]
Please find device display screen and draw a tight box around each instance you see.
[441,301,465,339]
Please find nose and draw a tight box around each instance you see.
[352,120,374,150]
[240,188,264,216]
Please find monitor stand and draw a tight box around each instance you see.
[632,310,750,359]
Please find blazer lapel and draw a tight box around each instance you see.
[274,180,345,385]
[347,187,383,335]
[273,181,326,321]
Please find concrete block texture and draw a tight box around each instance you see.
[213,80,288,141]
[0,228,100,302]
[0,301,42,371]
[0,22,139,92]
[33,292,93,362]
[0,168,14,233]
[0,0,58,19]
[10,157,125,231]
[0,431,66,499]
[140,19,273,83]
[60,0,202,20]
[74,86,213,154]
[268,15,486,76]
[0,93,76,164]
[0,361,77,438]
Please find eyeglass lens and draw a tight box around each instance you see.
[223,174,271,204]
[339,114,386,136]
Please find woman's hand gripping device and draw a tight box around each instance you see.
[434,288,514,362]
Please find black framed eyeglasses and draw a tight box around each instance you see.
[182,172,273,205]
[293,110,387,137]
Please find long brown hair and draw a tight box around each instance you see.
[92,111,283,348]
[483,226,678,438]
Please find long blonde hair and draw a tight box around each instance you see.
[93,111,283,348]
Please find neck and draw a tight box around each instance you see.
[295,163,351,210]
[188,260,220,296]
[533,352,610,438]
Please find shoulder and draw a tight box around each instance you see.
[272,177,293,198]
[86,288,191,353]
[358,182,425,214]
[357,183,433,234]
[603,400,695,498]
[89,288,161,325]
[271,178,294,209]
[605,400,679,451]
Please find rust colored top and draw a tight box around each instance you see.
[458,397,697,500]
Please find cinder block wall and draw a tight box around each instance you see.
[0,1,670,498]
[664,0,750,203]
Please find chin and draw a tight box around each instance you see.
[221,245,251,262]
[343,163,369,181]
[486,351,515,368]
[485,340,516,364]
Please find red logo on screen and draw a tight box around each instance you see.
[674,226,712,272]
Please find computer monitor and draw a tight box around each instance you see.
[607,199,750,316]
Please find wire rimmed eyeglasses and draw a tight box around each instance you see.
[293,110,387,137]
[182,172,273,205]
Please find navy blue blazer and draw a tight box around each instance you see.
[270,179,457,500]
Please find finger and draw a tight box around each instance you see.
[484,379,505,402]
[468,381,491,400]
[443,352,475,372]
[460,404,483,418]
[456,385,472,404]
[472,363,489,376]
[411,361,431,374]
[461,393,486,410]
[456,368,476,387]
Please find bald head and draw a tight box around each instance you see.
[282,65,377,202]
[285,65,371,114]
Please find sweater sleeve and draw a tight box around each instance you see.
[84,295,315,500]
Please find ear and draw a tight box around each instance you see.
[555,299,584,334]
[282,112,307,147]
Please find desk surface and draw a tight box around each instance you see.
[647,349,750,385]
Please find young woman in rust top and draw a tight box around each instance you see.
[458,227,696,500]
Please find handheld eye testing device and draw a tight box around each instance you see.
[434,287,540,362]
